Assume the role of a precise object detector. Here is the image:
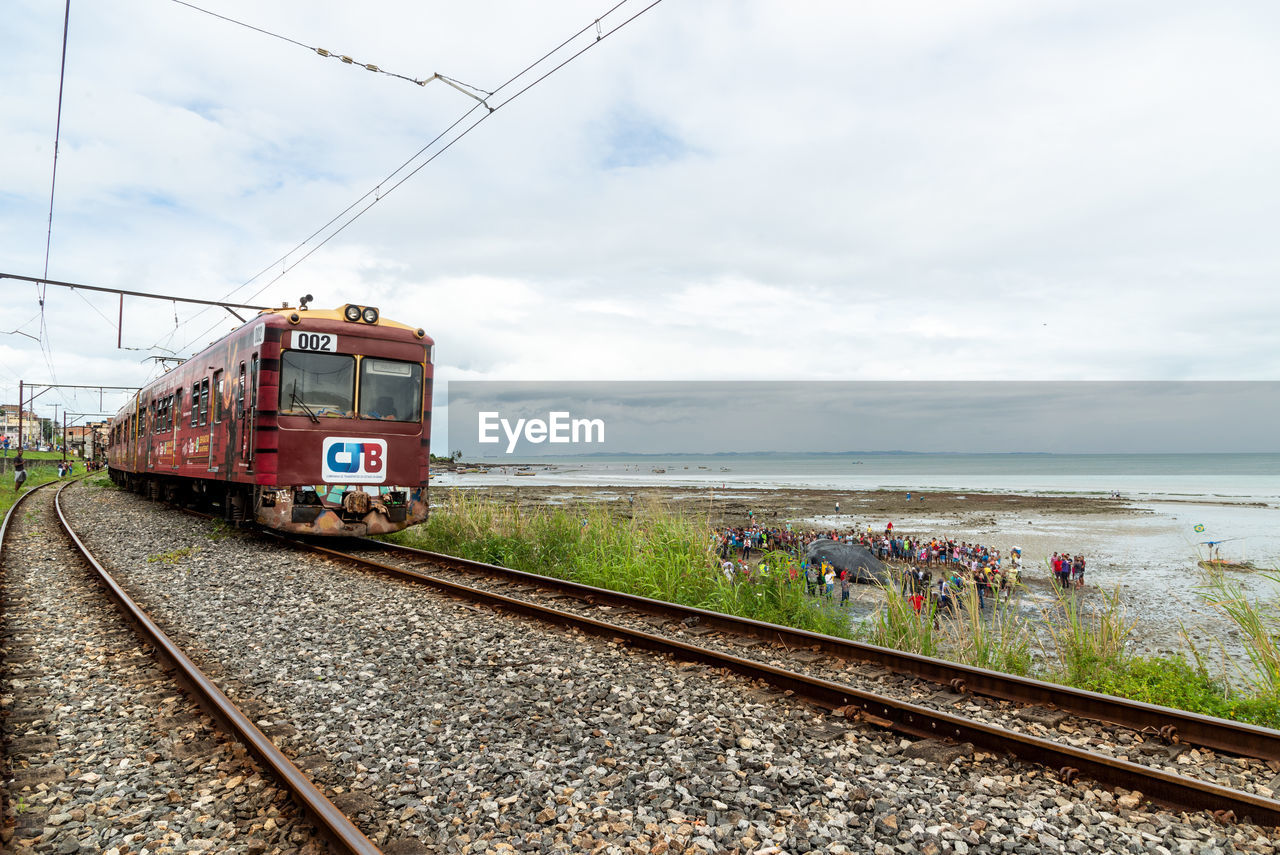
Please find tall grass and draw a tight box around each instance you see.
[1192,568,1280,701]
[1042,586,1134,687]
[859,568,941,657]
[944,583,1033,675]
[390,492,849,638]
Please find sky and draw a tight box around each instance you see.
[3,1,1279,448]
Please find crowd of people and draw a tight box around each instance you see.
[715,518,1088,614]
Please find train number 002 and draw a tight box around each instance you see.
[293,332,337,352]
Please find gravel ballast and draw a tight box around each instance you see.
[1,484,324,854]
[58,483,1280,854]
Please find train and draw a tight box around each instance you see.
[107,301,434,535]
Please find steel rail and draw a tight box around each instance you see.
[278,534,1280,826]
[361,538,1280,763]
[53,483,381,855]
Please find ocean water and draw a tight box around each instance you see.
[451,452,1280,501]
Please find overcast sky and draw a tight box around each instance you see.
[4,0,1279,434]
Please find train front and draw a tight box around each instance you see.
[256,303,433,535]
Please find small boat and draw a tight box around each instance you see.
[652,467,666,474]
[720,467,730,472]
[514,470,536,477]
[1198,559,1256,572]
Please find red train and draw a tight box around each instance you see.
[108,302,434,535]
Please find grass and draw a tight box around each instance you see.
[947,584,1034,676]
[391,493,1280,729]
[859,568,941,658]
[389,492,850,638]
[0,464,66,518]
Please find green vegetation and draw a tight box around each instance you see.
[0,464,64,518]
[392,494,1280,729]
[860,570,941,658]
[389,492,850,638]
[1193,569,1280,695]
[148,546,194,564]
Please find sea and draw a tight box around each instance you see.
[442,452,1280,502]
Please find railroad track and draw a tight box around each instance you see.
[297,535,1280,827]
[1,481,378,854]
[57,483,1280,851]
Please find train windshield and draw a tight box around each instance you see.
[358,358,423,422]
[279,351,355,417]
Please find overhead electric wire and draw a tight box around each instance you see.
[174,0,663,354]
[159,99,487,354]
[167,0,640,335]
[36,0,74,393]
[238,0,667,301]
[168,0,491,97]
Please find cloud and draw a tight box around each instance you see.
[4,0,1280,430]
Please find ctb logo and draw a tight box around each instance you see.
[321,437,387,484]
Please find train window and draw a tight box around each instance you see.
[199,378,210,426]
[173,390,183,432]
[237,362,246,415]
[213,370,224,423]
[279,351,354,417]
[358,358,423,422]
[191,384,199,426]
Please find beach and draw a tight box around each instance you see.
[426,463,1280,671]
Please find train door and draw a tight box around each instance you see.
[198,377,210,470]
[208,370,223,472]
[131,397,142,471]
[171,389,182,471]
[237,356,257,471]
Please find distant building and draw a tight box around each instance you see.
[1,403,41,450]
[65,422,109,458]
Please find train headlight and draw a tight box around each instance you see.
[289,312,301,324]
[343,304,362,322]
[361,306,379,324]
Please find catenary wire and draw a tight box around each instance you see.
[165,0,635,343]
[168,0,490,96]
[36,0,74,393]
[179,0,660,352]
[240,0,664,304]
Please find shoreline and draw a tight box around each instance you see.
[429,463,1276,509]
[425,482,1280,670]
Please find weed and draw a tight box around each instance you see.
[1193,568,1280,694]
[148,546,193,564]
[943,584,1033,675]
[859,568,940,657]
